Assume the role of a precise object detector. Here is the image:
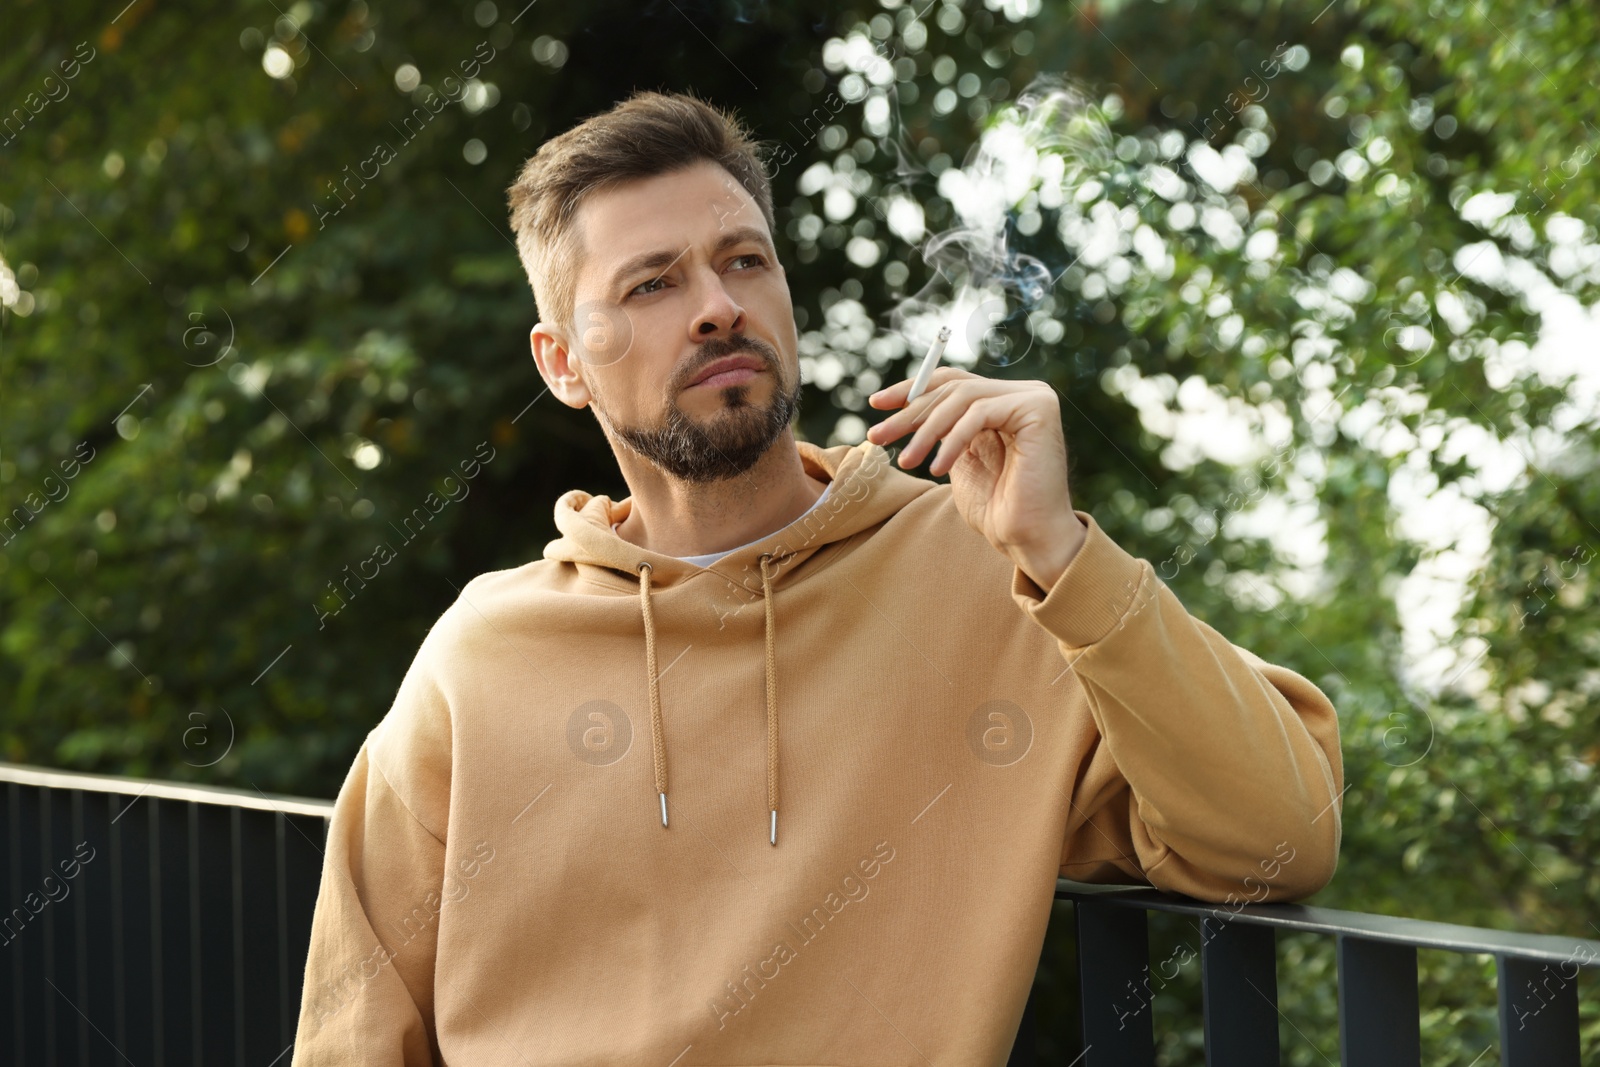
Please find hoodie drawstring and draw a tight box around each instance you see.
[760,553,779,846]
[638,562,669,830]
[637,553,781,845]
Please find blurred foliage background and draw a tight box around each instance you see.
[3,0,1597,1060]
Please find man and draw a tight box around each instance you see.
[292,90,1342,1065]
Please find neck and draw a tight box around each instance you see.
[613,432,828,558]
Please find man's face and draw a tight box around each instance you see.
[542,159,802,484]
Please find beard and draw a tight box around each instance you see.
[594,334,803,484]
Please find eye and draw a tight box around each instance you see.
[629,276,669,298]
[729,253,766,271]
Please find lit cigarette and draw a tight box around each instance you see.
[905,325,951,404]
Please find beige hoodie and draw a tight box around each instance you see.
[292,438,1343,1066]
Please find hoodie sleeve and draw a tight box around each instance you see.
[1010,510,1343,904]
[292,658,454,1065]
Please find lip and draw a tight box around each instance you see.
[688,354,766,388]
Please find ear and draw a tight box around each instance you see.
[531,322,593,409]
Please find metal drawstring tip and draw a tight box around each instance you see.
[769,809,778,846]
[660,792,669,828]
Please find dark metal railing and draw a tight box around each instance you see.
[7,762,1596,1065]
[1,761,332,1066]
[1058,880,1600,1065]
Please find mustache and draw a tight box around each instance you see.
[681,334,780,386]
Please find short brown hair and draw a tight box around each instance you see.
[506,90,776,331]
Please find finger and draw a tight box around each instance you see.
[866,379,953,445]
[866,386,904,409]
[928,397,1006,476]
[897,385,982,469]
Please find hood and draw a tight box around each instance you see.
[541,439,935,846]
[544,439,930,585]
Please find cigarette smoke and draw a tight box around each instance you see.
[888,75,1117,369]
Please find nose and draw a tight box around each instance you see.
[691,271,746,339]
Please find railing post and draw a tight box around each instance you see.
[1074,897,1156,1065]
[1497,954,1580,1066]
[1200,915,1280,1066]
[1336,935,1420,1066]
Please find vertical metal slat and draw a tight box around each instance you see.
[232,805,247,1067]
[1336,935,1420,1066]
[111,789,155,1064]
[103,791,126,1055]
[196,801,236,1066]
[3,782,25,1063]
[151,798,174,1066]
[70,789,89,1067]
[40,783,59,1065]
[240,807,282,1060]
[1498,954,1580,1066]
[277,812,292,1046]
[195,801,239,1064]
[1200,916,1280,1066]
[1074,897,1156,1065]
[77,790,116,1049]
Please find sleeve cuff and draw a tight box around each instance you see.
[1009,509,1148,649]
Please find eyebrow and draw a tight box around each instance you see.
[606,225,775,296]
